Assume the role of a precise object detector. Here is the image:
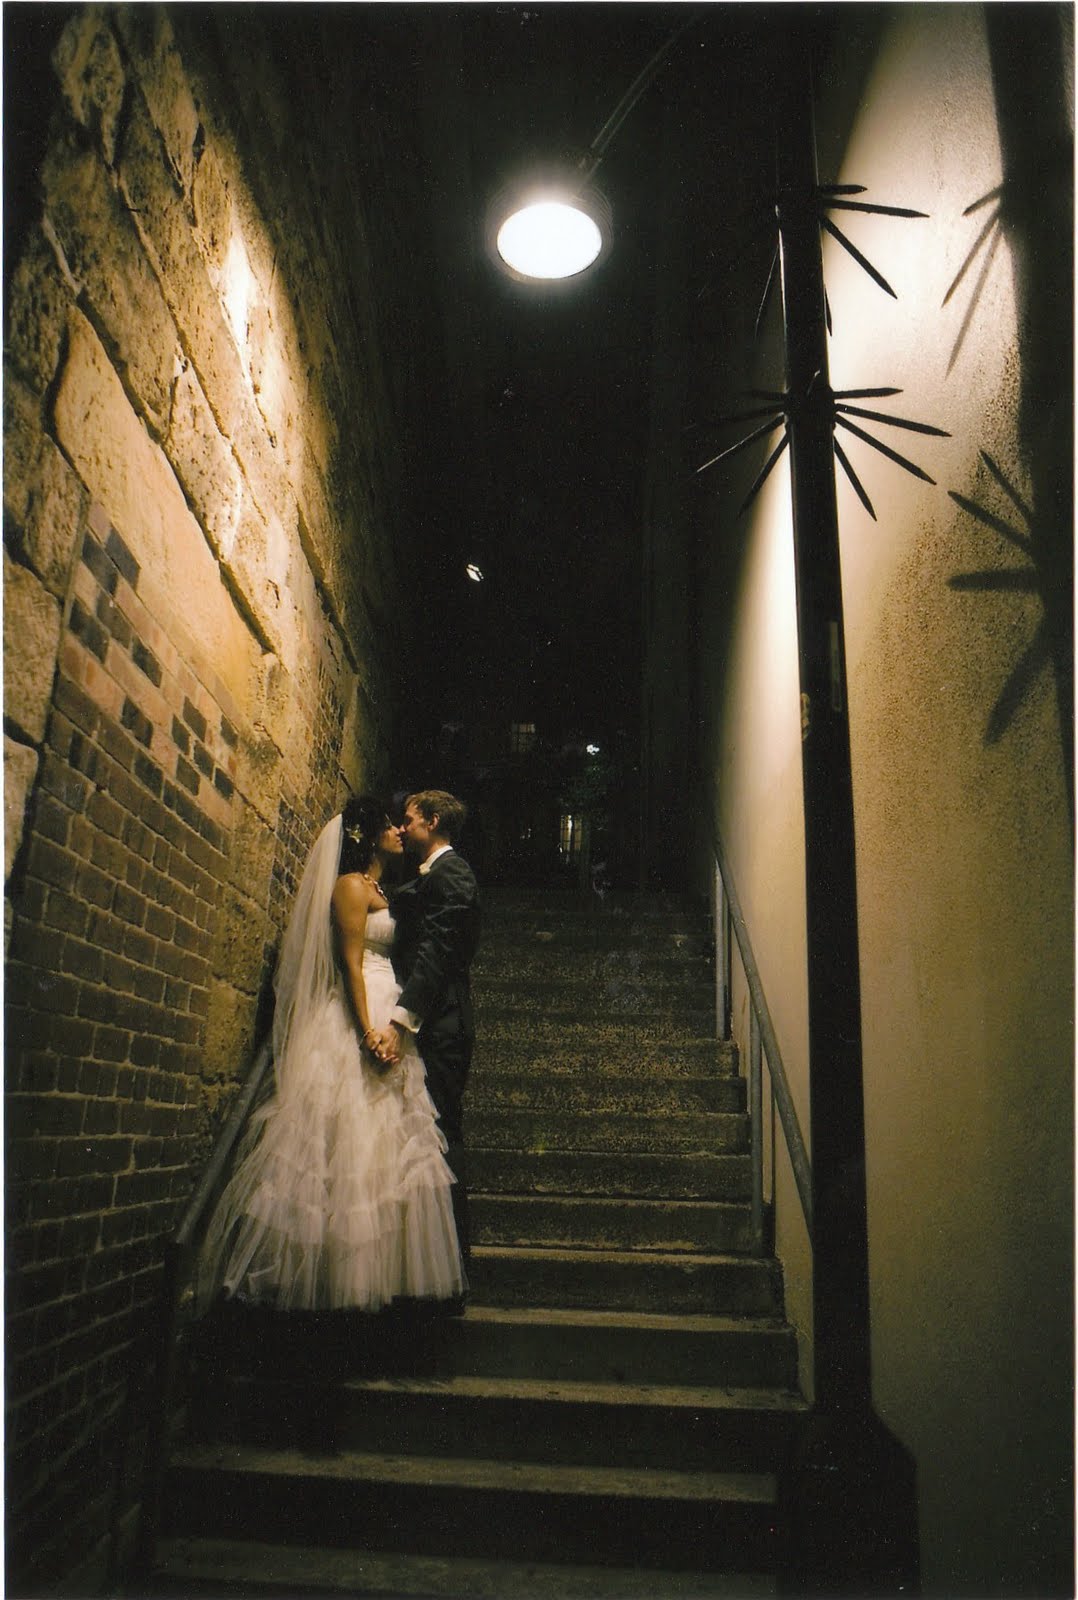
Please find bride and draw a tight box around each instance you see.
[197,795,465,1312]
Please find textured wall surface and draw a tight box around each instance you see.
[3,6,447,1589]
[696,5,1072,1595]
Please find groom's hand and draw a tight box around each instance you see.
[370,1024,403,1066]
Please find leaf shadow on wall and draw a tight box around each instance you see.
[946,9,1073,819]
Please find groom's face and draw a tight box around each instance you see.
[400,802,437,861]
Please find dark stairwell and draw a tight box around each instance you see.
[148,887,806,1597]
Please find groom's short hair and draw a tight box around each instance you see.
[407,789,467,844]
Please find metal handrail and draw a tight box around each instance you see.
[134,1037,273,1577]
[711,826,814,1240]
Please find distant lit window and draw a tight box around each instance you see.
[510,721,536,754]
[559,812,584,862]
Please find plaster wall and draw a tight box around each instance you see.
[698,5,1072,1593]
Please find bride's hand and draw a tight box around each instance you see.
[365,1026,401,1069]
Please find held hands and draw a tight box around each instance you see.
[364,1024,403,1072]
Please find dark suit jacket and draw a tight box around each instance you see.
[392,850,480,1054]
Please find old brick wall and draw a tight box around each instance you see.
[4,6,452,1590]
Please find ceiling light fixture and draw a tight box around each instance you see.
[487,17,695,283]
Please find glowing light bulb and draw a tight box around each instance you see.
[496,201,603,280]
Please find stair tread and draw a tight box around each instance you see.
[472,1194,753,1210]
[154,1536,777,1597]
[460,1304,791,1335]
[474,1243,772,1267]
[172,1443,779,1503]
[218,1370,807,1412]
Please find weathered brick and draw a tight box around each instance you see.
[81,1100,120,1135]
[131,637,163,687]
[67,597,109,664]
[87,821,129,873]
[80,532,119,598]
[144,903,175,941]
[77,1062,118,1099]
[133,752,164,798]
[175,755,200,795]
[119,696,153,748]
[39,754,92,814]
[60,939,105,984]
[95,591,132,649]
[91,1026,131,1064]
[53,677,100,739]
[104,528,139,589]
[55,1138,132,1179]
[52,1016,96,1059]
[75,861,114,911]
[128,1034,162,1069]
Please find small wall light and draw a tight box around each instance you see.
[466,563,485,583]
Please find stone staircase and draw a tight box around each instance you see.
[148,889,806,1598]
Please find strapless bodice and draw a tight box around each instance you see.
[363,906,396,968]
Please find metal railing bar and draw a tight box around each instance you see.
[714,861,731,1039]
[712,826,814,1237]
[749,1004,765,1253]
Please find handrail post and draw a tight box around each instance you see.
[749,1004,765,1255]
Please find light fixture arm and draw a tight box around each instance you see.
[578,11,705,181]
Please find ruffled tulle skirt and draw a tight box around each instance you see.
[197,958,464,1312]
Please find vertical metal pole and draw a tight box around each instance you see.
[749,1003,765,1254]
[774,43,871,1412]
[714,862,730,1040]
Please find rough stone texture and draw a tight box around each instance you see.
[4,551,63,743]
[5,737,41,882]
[51,4,127,166]
[3,5,451,1591]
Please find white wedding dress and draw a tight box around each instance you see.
[198,821,465,1313]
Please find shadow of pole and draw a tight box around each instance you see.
[984,7,1074,821]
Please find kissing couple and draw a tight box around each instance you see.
[198,789,480,1315]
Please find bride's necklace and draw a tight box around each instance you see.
[362,873,387,902]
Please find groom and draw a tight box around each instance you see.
[376,789,480,1271]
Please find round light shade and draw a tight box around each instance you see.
[488,177,612,283]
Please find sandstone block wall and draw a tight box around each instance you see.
[4,6,447,1588]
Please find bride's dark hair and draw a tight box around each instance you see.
[339,794,391,875]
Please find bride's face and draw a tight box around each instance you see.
[377,820,404,859]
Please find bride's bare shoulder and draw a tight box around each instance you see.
[332,871,373,925]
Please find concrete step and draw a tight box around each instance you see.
[474,977,713,1021]
[480,888,710,924]
[474,1043,737,1084]
[470,1072,745,1115]
[190,1371,806,1473]
[468,1108,747,1156]
[470,1146,752,1199]
[164,1445,781,1572]
[151,1536,778,1597]
[470,1245,784,1315]
[473,947,713,983]
[472,1193,759,1254]
[188,1301,799,1391]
